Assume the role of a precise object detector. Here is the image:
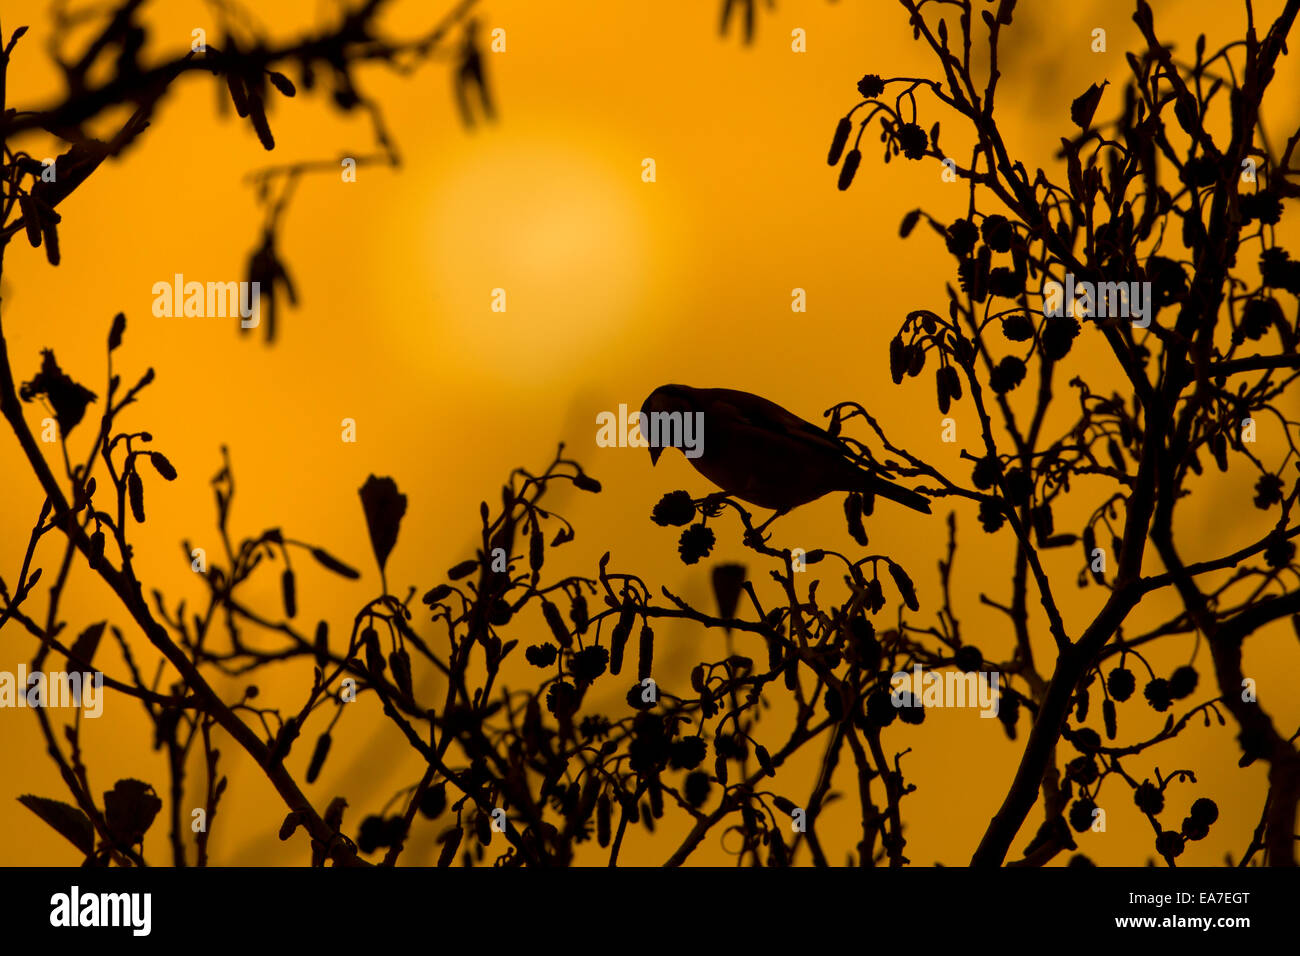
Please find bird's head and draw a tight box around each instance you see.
[641,384,696,466]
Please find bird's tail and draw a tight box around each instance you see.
[856,469,932,514]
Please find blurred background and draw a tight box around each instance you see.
[1,0,1298,866]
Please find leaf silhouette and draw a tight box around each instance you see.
[711,563,747,628]
[359,475,407,574]
[18,349,97,435]
[1070,81,1108,130]
[18,795,94,856]
[67,621,106,668]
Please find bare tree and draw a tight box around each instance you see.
[829,0,1300,866]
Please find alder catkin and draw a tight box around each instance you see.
[837,148,862,191]
[638,624,654,681]
[609,607,634,676]
[828,117,851,165]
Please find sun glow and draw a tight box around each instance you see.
[417,135,650,382]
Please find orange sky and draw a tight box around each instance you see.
[2,0,1299,866]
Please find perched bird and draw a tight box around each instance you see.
[641,384,931,518]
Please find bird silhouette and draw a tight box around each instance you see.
[641,385,931,522]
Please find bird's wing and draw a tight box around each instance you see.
[704,388,850,458]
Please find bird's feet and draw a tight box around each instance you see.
[699,492,730,517]
[743,510,787,548]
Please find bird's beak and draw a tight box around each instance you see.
[641,394,664,465]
